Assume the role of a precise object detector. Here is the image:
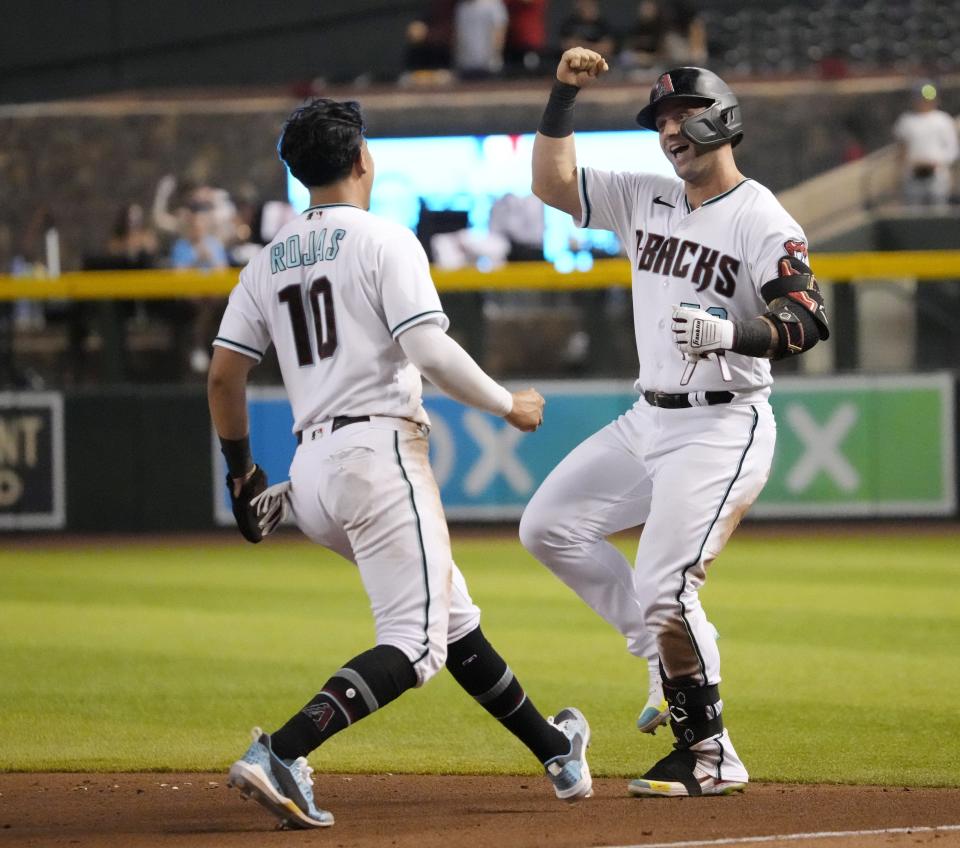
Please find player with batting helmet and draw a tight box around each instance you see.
[521,48,829,798]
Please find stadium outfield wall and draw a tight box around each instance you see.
[1,375,956,532]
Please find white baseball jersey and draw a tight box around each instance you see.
[578,169,810,398]
[214,202,449,432]
[892,108,960,168]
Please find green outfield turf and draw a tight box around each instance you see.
[1,530,958,785]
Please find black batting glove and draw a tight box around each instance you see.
[227,464,269,543]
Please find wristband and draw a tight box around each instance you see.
[538,80,580,138]
[219,435,254,478]
[731,318,774,358]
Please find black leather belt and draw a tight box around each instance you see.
[643,390,734,409]
[296,415,370,444]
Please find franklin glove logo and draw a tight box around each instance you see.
[692,320,704,349]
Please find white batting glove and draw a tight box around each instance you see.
[249,480,291,537]
[671,305,735,354]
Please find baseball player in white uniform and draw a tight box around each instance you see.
[520,49,829,797]
[207,98,592,829]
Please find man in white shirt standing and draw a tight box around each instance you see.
[208,98,592,829]
[454,0,509,79]
[893,82,959,209]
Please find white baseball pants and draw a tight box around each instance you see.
[287,417,481,686]
[520,398,776,685]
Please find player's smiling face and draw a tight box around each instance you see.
[656,101,713,182]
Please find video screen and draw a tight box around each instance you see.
[287,130,671,270]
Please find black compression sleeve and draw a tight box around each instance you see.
[219,435,253,478]
[538,81,580,138]
[731,317,775,357]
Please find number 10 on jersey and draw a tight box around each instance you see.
[279,277,339,366]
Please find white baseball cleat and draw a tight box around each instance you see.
[544,707,593,801]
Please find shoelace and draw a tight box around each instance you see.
[289,757,315,799]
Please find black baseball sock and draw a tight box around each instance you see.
[446,626,568,764]
[270,644,417,761]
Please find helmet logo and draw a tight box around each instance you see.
[653,73,675,100]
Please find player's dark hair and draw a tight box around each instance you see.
[278,98,366,189]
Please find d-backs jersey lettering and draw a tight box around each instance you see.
[578,168,810,398]
[214,203,449,432]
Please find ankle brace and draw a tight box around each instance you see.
[664,681,724,748]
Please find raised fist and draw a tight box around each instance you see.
[556,47,609,87]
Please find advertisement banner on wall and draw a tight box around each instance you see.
[757,373,955,517]
[212,383,633,525]
[0,392,66,530]
[213,374,956,526]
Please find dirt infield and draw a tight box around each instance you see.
[1,774,958,848]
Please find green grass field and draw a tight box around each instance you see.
[1,530,958,785]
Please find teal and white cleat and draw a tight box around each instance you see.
[544,707,593,801]
[637,665,669,734]
[227,727,334,829]
[636,694,670,734]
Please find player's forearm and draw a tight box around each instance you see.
[532,77,582,217]
[207,347,254,440]
[398,324,512,416]
[532,132,579,207]
[208,378,249,440]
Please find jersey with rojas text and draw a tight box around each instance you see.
[578,169,810,398]
[214,203,448,432]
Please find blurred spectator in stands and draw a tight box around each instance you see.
[100,202,160,358]
[229,194,297,267]
[152,174,237,249]
[559,0,615,59]
[489,192,545,261]
[662,0,706,65]
[106,203,158,269]
[152,174,189,241]
[9,206,55,332]
[503,0,549,76]
[195,186,237,246]
[170,202,227,374]
[401,0,456,85]
[618,0,668,75]
[171,203,228,271]
[893,81,959,209]
[454,0,509,80]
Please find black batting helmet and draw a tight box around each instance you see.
[636,67,743,151]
